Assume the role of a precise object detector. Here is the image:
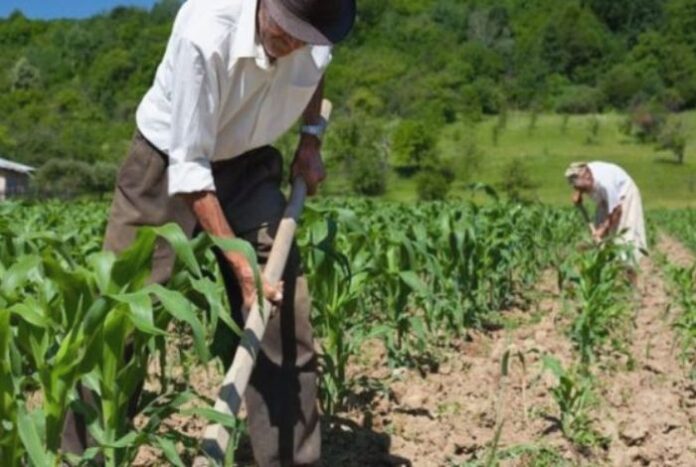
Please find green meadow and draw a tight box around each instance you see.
[384,112,696,208]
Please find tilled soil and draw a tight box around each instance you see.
[322,236,696,466]
[135,235,695,466]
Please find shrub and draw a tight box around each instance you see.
[391,119,437,174]
[325,113,388,195]
[415,166,454,201]
[34,158,117,197]
[630,102,667,143]
[657,118,687,164]
[555,85,605,114]
[349,152,387,196]
[498,158,538,201]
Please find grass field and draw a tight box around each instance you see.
[384,111,696,208]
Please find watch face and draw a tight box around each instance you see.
[302,124,324,137]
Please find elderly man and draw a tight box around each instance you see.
[62,0,356,465]
[565,161,648,263]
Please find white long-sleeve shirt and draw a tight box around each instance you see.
[135,0,332,195]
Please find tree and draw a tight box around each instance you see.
[390,120,436,173]
[34,159,116,197]
[10,57,41,91]
[586,0,665,39]
[415,166,454,201]
[601,64,643,109]
[657,118,687,163]
[540,4,611,82]
[325,114,388,196]
[498,158,539,202]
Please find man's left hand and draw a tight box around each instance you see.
[291,134,325,196]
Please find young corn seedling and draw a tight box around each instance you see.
[542,356,603,448]
[664,263,696,376]
[302,214,373,413]
[566,240,632,367]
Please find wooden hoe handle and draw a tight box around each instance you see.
[200,99,332,464]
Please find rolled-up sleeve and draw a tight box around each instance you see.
[167,37,219,195]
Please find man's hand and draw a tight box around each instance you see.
[224,250,283,311]
[591,226,603,244]
[181,191,283,311]
[291,133,325,196]
[572,190,583,205]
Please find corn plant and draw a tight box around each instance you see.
[0,217,250,466]
[664,263,696,376]
[542,356,602,447]
[562,240,632,366]
[652,209,696,252]
[301,211,375,412]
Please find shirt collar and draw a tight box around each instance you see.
[232,0,273,70]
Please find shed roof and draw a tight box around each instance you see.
[0,158,34,174]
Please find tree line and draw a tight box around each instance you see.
[1,0,694,197]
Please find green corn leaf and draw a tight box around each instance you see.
[111,227,158,288]
[153,435,186,467]
[180,407,238,429]
[87,251,117,294]
[146,284,209,361]
[99,431,142,448]
[210,235,265,313]
[153,223,201,277]
[16,404,53,467]
[108,292,166,336]
[191,277,242,336]
[399,271,429,295]
[9,301,47,328]
[1,255,41,297]
[501,349,511,377]
[542,355,564,379]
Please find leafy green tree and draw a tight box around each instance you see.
[601,64,643,109]
[34,158,116,196]
[586,0,665,39]
[415,165,454,201]
[540,3,611,82]
[554,85,605,114]
[10,57,41,90]
[498,158,539,202]
[325,114,388,196]
[390,120,436,173]
[664,0,696,51]
[657,117,687,163]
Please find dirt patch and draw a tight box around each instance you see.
[134,240,696,466]
[594,241,696,467]
[658,233,695,268]
[321,250,696,466]
[322,271,581,466]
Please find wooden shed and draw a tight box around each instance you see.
[0,157,34,200]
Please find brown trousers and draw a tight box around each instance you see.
[62,131,321,466]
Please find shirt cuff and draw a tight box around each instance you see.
[167,159,215,195]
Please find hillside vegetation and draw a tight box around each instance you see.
[1,0,696,201]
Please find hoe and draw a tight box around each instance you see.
[199,99,333,465]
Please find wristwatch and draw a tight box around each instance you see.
[300,116,328,139]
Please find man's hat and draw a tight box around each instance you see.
[265,0,357,46]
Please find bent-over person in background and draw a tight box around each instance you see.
[565,161,648,266]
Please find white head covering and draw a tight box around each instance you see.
[564,162,587,186]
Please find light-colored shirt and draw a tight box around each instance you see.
[135,0,332,195]
[588,162,633,213]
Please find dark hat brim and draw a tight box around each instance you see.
[265,0,356,46]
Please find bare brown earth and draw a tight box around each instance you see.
[135,235,695,466]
